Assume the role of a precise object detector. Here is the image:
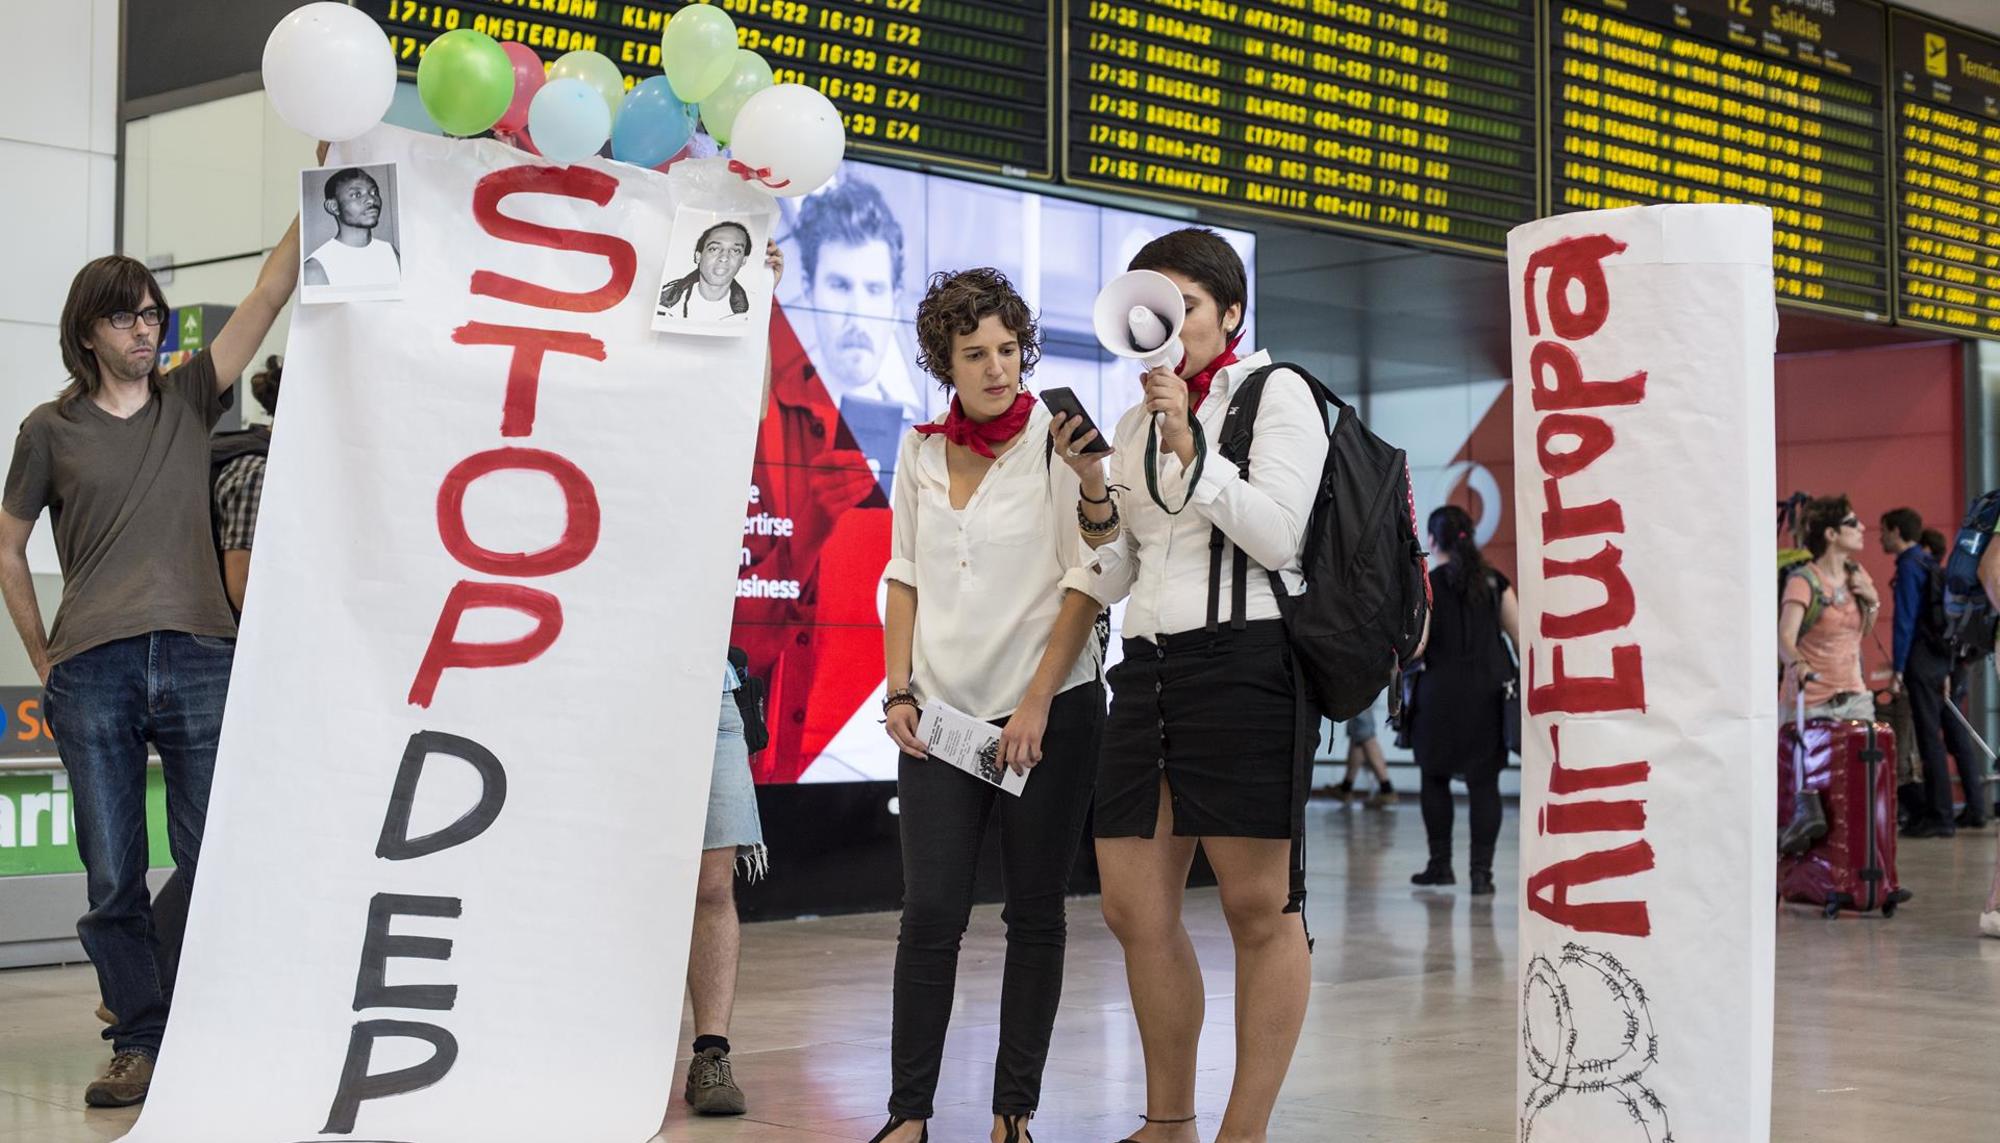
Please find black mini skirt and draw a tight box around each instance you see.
[1094,620,1316,840]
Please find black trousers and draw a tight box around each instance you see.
[1908,646,1985,825]
[890,681,1102,1118]
[1419,770,1503,872]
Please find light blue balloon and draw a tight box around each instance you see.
[528,77,611,164]
[611,76,697,167]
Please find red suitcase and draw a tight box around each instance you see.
[1777,709,1909,917]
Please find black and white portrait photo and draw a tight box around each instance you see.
[654,207,771,337]
[299,162,403,304]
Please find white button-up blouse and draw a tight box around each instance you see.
[881,402,1106,720]
[1086,349,1328,640]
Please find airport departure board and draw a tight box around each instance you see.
[1891,11,2000,337]
[1548,0,1893,320]
[1064,0,1542,256]
[356,0,1054,176]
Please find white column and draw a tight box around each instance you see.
[0,0,119,573]
[1507,204,1778,1142]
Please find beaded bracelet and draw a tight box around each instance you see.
[1078,502,1122,538]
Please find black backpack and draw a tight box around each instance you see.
[1942,489,2000,659]
[1206,363,1431,720]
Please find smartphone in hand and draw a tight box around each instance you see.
[1039,387,1113,455]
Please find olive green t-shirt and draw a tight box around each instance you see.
[3,353,238,665]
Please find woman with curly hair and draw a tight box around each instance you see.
[870,268,1112,1143]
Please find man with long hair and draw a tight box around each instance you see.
[0,214,306,1106]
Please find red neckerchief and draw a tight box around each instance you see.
[913,391,1036,458]
[1175,334,1244,412]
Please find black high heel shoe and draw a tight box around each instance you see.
[868,1117,928,1143]
[1002,1112,1034,1143]
[1116,1112,1195,1142]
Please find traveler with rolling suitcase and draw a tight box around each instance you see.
[1776,497,1881,855]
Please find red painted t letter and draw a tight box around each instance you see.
[451,323,605,438]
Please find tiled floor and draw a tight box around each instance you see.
[6,798,1999,1142]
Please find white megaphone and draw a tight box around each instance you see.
[1093,269,1185,372]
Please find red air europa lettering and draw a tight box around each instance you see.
[1519,233,1655,937]
[409,166,629,708]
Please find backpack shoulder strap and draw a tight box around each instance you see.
[1218,362,1341,466]
[1208,363,1336,632]
[1790,564,1828,637]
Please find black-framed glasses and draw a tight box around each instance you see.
[105,307,165,330]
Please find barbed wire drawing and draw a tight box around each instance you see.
[1521,942,1671,1142]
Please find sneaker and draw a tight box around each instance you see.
[84,1049,153,1108]
[1366,787,1398,808]
[684,1046,747,1116]
[1313,780,1355,804]
[1982,911,2000,939]
[1954,807,1989,830]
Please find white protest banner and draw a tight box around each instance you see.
[122,126,773,1142]
[1506,205,1777,1142]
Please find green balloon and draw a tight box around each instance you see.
[698,50,774,146]
[662,4,739,103]
[416,29,515,137]
[549,50,628,126]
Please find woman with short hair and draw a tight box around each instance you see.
[1066,227,1325,1143]
[870,268,1110,1143]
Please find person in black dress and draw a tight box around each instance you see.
[1409,506,1521,895]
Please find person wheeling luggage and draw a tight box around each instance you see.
[1776,497,1880,853]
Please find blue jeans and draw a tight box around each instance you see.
[45,631,234,1056]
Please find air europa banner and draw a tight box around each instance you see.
[122,127,773,1142]
[1506,205,1778,1142]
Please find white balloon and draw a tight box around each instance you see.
[726,85,846,199]
[262,3,397,142]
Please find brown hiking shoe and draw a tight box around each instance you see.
[85,1049,153,1107]
[684,1046,746,1115]
[1367,787,1399,808]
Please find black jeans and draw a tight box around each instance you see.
[1908,646,1984,825]
[890,681,1102,1118]
[1419,770,1503,873]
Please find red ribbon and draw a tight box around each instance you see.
[727,159,793,190]
[913,392,1037,459]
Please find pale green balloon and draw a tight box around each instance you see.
[699,50,774,146]
[416,29,514,137]
[661,3,739,103]
[548,49,627,126]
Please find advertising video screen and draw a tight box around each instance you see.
[739,158,1254,783]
